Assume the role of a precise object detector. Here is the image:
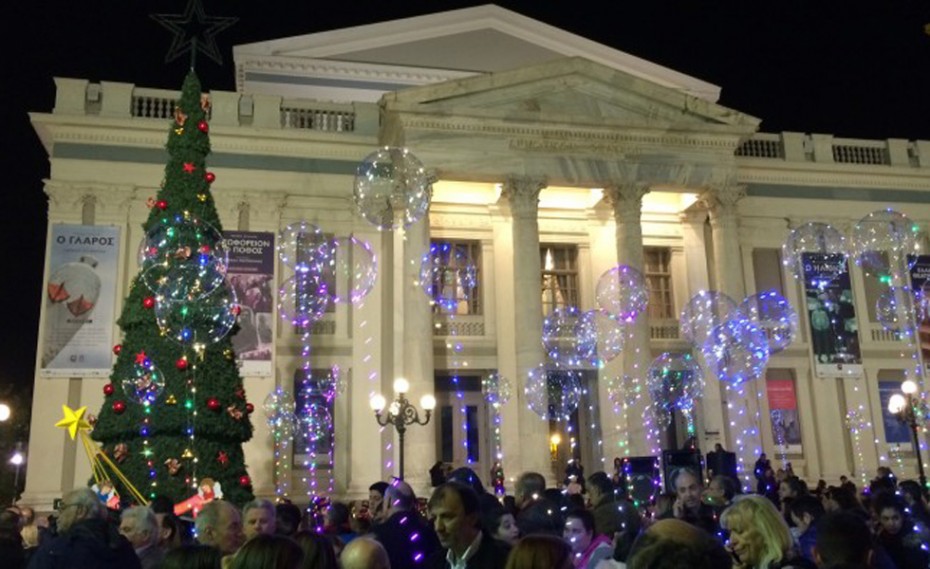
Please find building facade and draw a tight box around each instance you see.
[23,6,930,507]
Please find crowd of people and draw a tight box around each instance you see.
[2,456,930,568]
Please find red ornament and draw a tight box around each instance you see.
[239,475,251,487]
[198,244,212,254]
[205,172,216,184]
[198,120,209,133]
[207,398,221,411]
[134,351,148,365]
[245,403,255,414]
[142,297,155,309]
[217,451,229,467]
[112,344,122,355]
[234,386,245,400]
[155,199,168,210]
[183,162,196,174]
[103,383,115,396]
[231,305,241,316]
[112,400,126,414]
[176,357,189,371]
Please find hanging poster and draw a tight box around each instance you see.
[908,255,930,365]
[225,231,275,376]
[878,381,912,444]
[41,224,120,376]
[802,253,863,378]
[766,378,802,454]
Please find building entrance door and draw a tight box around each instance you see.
[434,378,489,486]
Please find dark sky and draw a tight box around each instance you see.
[2,1,930,406]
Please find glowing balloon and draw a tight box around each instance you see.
[278,273,329,328]
[122,357,165,405]
[592,310,627,363]
[543,307,596,368]
[353,147,432,230]
[646,352,704,413]
[277,222,334,275]
[140,213,228,295]
[679,291,740,347]
[876,286,917,333]
[606,374,641,409]
[525,365,583,421]
[739,290,799,354]
[482,372,512,406]
[298,403,332,443]
[156,256,228,302]
[155,285,238,346]
[701,318,770,385]
[782,222,847,281]
[326,236,377,305]
[595,265,649,322]
[420,242,477,313]
[264,388,296,422]
[852,209,921,277]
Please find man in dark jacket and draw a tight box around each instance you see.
[428,481,510,569]
[370,479,441,569]
[28,488,140,569]
[587,471,640,538]
[514,472,562,536]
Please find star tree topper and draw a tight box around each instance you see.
[151,0,238,68]
[55,405,92,440]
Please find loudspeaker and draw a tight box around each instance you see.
[662,449,703,493]
[619,456,661,506]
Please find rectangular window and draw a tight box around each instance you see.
[643,247,674,319]
[541,245,579,315]
[427,240,482,315]
[752,248,786,297]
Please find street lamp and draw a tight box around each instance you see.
[9,443,23,502]
[370,378,436,480]
[888,379,928,489]
[0,404,10,422]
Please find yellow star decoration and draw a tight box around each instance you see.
[55,405,92,440]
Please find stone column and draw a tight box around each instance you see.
[602,183,652,456]
[499,176,551,480]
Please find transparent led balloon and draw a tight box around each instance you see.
[876,286,917,333]
[314,366,348,400]
[353,147,432,230]
[574,310,601,367]
[606,374,641,409]
[739,290,799,354]
[595,265,649,322]
[420,242,477,314]
[269,413,298,439]
[543,307,594,368]
[591,310,627,363]
[701,318,770,385]
[679,291,740,347]
[264,388,296,421]
[651,406,673,430]
[525,365,583,421]
[482,372,512,406]
[140,213,228,294]
[782,222,847,281]
[122,357,165,405]
[277,222,334,275]
[325,236,377,305]
[278,273,329,328]
[155,285,238,346]
[646,352,704,413]
[298,403,332,443]
[156,256,229,303]
[852,209,922,278]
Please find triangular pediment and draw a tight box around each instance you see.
[384,57,759,131]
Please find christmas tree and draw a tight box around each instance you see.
[91,71,254,507]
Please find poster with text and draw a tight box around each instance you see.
[766,378,802,454]
[802,253,863,377]
[41,224,120,376]
[225,231,275,376]
[878,381,912,444]
[908,255,930,365]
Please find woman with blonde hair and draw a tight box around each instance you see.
[720,495,813,569]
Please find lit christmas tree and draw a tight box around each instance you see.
[91,71,254,507]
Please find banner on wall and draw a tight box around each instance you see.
[801,253,863,378]
[878,381,912,444]
[908,255,930,365]
[225,231,275,376]
[765,379,802,454]
[41,224,120,376]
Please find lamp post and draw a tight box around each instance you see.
[370,378,436,480]
[888,379,928,490]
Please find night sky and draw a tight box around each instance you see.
[3,1,930,413]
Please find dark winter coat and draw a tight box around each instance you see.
[370,510,442,569]
[26,518,141,569]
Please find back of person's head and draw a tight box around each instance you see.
[369,481,389,497]
[340,537,390,569]
[293,530,338,569]
[587,471,614,497]
[627,519,731,569]
[325,502,351,528]
[384,479,416,512]
[814,511,872,567]
[229,534,303,569]
[782,475,808,496]
[63,487,106,523]
[788,494,825,523]
[504,534,573,569]
[276,503,303,537]
[825,485,861,511]
[515,472,546,502]
[160,544,223,569]
[898,480,925,505]
[447,467,488,495]
[720,495,791,567]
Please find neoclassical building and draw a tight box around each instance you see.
[23,5,930,507]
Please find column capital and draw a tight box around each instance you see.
[602,183,650,224]
[500,175,546,218]
[699,184,747,218]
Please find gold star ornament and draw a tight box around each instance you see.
[55,405,93,440]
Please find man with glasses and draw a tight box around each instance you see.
[28,487,140,569]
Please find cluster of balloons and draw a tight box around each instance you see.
[525,364,584,421]
[276,222,378,328]
[141,213,239,348]
[353,147,432,231]
[263,385,332,444]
